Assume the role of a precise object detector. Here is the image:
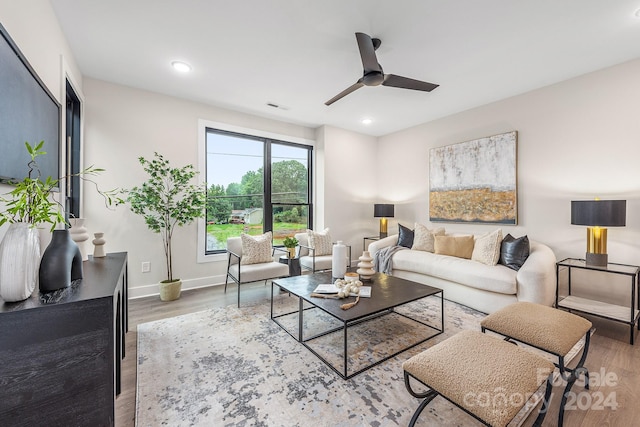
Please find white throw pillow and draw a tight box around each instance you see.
[411,223,445,252]
[307,228,332,256]
[240,232,273,265]
[471,229,503,266]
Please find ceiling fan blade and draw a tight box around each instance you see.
[383,74,439,92]
[325,80,365,106]
[355,32,382,74]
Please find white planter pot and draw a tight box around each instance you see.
[0,223,41,302]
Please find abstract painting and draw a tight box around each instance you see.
[429,131,517,224]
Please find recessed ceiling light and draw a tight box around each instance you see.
[171,61,191,72]
[361,118,373,125]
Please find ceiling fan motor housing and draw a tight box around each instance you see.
[363,71,384,86]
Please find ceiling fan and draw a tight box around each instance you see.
[325,32,439,106]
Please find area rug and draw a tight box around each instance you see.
[136,296,562,426]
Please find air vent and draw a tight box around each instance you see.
[266,102,289,111]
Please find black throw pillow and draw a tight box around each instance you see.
[499,234,530,271]
[397,224,414,248]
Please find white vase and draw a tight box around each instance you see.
[332,240,347,279]
[0,223,41,302]
[69,218,90,261]
[92,232,106,258]
[37,225,53,254]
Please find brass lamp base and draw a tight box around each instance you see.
[585,252,608,267]
[585,226,608,267]
[379,218,388,238]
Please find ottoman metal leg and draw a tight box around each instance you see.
[404,372,438,427]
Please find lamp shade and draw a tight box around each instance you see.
[374,204,394,218]
[571,200,626,227]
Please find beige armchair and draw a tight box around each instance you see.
[294,232,351,273]
[225,236,289,307]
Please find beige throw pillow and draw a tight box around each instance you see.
[307,228,332,256]
[471,229,503,266]
[411,223,445,252]
[434,235,475,259]
[240,232,273,265]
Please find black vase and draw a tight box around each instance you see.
[39,229,83,292]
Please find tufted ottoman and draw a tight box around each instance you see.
[403,330,555,427]
[481,301,593,426]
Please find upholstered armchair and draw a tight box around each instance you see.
[294,230,351,273]
[225,233,289,307]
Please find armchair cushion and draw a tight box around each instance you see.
[228,261,289,283]
[299,254,333,272]
[307,228,332,256]
[240,232,273,265]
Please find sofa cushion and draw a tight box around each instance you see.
[240,232,273,265]
[471,229,503,266]
[397,224,414,248]
[412,223,445,252]
[307,228,332,256]
[500,234,530,271]
[391,249,517,295]
[434,235,474,259]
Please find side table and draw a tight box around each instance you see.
[556,257,640,344]
[279,255,301,276]
[363,235,381,251]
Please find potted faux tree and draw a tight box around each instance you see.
[282,236,298,259]
[126,152,205,301]
[0,141,120,301]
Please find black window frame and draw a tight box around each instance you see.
[204,127,313,255]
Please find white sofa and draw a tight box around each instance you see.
[368,234,557,314]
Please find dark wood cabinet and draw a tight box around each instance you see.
[0,252,128,426]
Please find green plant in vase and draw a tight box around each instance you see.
[126,152,206,301]
[0,141,122,230]
[0,141,121,301]
[282,236,298,259]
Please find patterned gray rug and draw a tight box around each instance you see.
[135,295,544,426]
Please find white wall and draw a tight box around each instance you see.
[315,125,379,256]
[378,58,640,267]
[0,0,81,101]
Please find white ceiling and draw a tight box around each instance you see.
[50,0,640,137]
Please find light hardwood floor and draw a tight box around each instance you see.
[117,283,640,426]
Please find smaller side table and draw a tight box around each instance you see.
[556,257,640,344]
[363,236,381,251]
[279,255,301,276]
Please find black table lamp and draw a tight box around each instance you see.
[571,199,626,267]
[374,204,394,238]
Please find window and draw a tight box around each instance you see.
[204,128,312,254]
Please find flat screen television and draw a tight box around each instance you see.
[0,21,60,186]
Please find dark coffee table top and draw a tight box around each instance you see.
[272,271,442,322]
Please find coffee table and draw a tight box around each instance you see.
[271,271,443,379]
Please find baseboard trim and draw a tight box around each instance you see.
[128,274,226,299]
